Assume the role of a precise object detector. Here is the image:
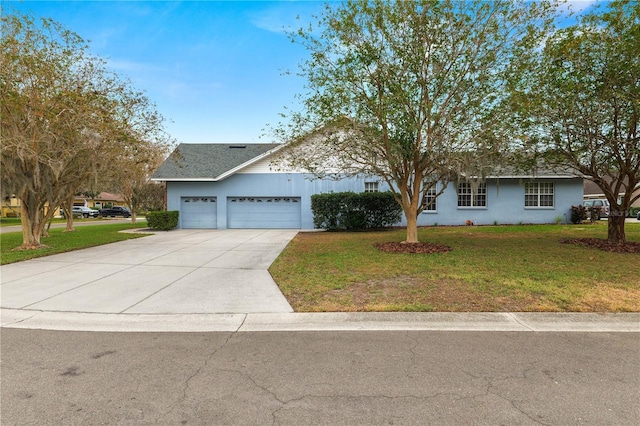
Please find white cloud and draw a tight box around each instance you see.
[250,8,294,34]
[250,2,320,35]
[106,58,162,74]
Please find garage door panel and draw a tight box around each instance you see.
[227,197,301,229]
[181,197,217,229]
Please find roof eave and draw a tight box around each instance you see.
[484,175,579,179]
[150,177,220,182]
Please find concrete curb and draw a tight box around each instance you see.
[2,309,638,333]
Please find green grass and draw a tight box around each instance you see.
[0,218,23,226]
[269,222,640,313]
[0,217,97,226]
[1,223,151,264]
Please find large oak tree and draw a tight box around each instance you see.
[273,0,558,242]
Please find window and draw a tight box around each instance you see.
[422,185,437,211]
[458,182,487,207]
[364,181,379,193]
[525,182,554,207]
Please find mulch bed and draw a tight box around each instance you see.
[561,238,640,254]
[375,242,453,254]
[376,238,640,254]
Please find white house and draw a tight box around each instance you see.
[151,143,584,229]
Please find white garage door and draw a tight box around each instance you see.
[227,197,301,229]
[181,197,217,229]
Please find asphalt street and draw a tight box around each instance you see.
[2,328,638,425]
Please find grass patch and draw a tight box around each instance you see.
[0,218,23,227]
[1,223,150,264]
[269,222,640,313]
[0,217,102,227]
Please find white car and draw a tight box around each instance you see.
[61,206,99,218]
[583,199,610,220]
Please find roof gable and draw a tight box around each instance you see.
[152,143,281,181]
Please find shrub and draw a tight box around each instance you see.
[570,205,587,224]
[147,210,179,231]
[311,191,402,231]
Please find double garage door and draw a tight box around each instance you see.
[181,196,301,229]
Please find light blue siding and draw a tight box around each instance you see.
[417,178,583,226]
[166,174,584,229]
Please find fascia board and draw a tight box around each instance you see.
[484,175,578,179]
[150,178,219,182]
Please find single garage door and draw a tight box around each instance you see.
[227,197,301,229]
[181,197,217,228]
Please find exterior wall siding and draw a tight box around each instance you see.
[166,174,584,229]
[418,178,583,226]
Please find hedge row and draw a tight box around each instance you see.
[311,191,402,231]
[147,210,179,230]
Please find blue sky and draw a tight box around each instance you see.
[6,0,601,144]
[6,1,325,144]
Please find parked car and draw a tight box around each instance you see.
[61,206,99,218]
[637,210,640,220]
[583,199,610,220]
[98,206,131,218]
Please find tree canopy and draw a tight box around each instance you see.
[274,0,559,242]
[1,11,173,248]
[509,0,639,244]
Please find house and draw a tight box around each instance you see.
[92,192,126,209]
[0,190,126,218]
[151,143,584,229]
[68,192,124,210]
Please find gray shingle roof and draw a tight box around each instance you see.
[152,143,281,181]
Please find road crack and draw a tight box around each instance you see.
[155,332,235,424]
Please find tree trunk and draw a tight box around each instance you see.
[64,196,75,232]
[404,208,419,243]
[398,170,423,244]
[607,212,626,244]
[131,211,137,224]
[19,203,45,249]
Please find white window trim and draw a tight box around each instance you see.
[422,183,438,213]
[364,181,379,193]
[524,182,555,209]
[457,182,487,209]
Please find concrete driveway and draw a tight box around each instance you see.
[0,229,297,315]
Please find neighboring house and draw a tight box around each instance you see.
[151,143,584,230]
[583,179,640,208]
[0,190,126,218]
[1,193,22,218]
[1,188,58,218]
[92,192,126,209]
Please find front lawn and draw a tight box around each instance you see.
[269,223,640,312]
[0,223,150,264]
